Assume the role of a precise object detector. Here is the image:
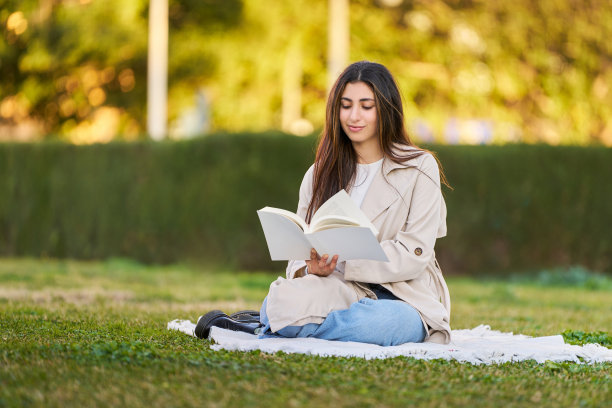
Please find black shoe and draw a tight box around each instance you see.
[195,310,262,339]
[229,310,260,324]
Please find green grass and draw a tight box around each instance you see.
[1,259,611,407]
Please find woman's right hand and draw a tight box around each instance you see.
[305,248,338,277]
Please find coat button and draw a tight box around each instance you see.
[414,247,423,256]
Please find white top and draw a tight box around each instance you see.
[298,158,383,274]
[349,158,384,208]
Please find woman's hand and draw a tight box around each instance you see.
[305,248,338,277]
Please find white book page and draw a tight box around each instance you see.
[258,206,307,231]
[306,227,388,262]
[308,215,359,233]
[311,190,378,235]
[257,210,312,260]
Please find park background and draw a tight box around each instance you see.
[1,0,611,275]
[2,1,612,407]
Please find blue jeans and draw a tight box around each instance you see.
[259,285,427,346]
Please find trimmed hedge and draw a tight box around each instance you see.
[0,133,611,274]
[437,144,612,274]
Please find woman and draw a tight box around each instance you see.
[196,61,451,346]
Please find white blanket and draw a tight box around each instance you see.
[167,319,612,365]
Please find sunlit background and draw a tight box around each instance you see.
[1,0,611,145]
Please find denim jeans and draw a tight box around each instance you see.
[259,285,427,346]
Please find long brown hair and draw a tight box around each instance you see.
[306,61,447,222]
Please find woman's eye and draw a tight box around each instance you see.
[341,105,351,109]
[362,106,374,110]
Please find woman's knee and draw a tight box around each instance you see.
[345,299,426,345]
[264,274,358,330]
[376,300,426,344]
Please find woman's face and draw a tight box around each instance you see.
[339,81,378,148]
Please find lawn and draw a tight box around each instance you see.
[1,258,611,407]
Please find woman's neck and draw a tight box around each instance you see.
[353,140,384,164]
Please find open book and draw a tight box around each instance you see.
[257,190,389,262]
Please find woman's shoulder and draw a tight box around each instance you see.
[387,145,440,185]
[302,163,315,182]
[298,164,316,193]
[388,144,436,169]
[304,163,315,176]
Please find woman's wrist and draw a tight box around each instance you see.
[293,265,308,278]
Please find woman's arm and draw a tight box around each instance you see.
[344,154,446,283]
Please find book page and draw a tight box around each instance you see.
[258,206,307,231]
[306,226,388,262]
[308,215,359,233]
[257,210,312,260]
[311,190,378,235]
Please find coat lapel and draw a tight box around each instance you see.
[360,158,403,224]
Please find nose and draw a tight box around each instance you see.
[349,106,360,121]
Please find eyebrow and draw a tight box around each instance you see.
[341,97,375,102]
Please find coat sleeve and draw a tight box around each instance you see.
[344,154,445,283]
[286,165,314,279]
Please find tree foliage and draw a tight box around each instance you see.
[1,0,611,144]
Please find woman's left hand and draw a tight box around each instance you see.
[305,248,338,277]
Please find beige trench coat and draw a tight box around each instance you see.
[265,147,452,344]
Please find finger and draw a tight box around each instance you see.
[319,254,328,269]
[310,248,319,261]
[328,255,339,270]
[324,256,338,272]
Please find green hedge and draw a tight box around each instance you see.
[0,133,610,274]
[437,144,612,274]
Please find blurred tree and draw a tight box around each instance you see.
[2,0,147,141]
[0,0,242,142]
[1,0,611,144]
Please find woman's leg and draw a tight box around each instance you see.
[259,275,426,345]
[301,298,426,346]
[262,272,364,334]
[260,296,427,346]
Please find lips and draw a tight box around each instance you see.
[348,125,365,132]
